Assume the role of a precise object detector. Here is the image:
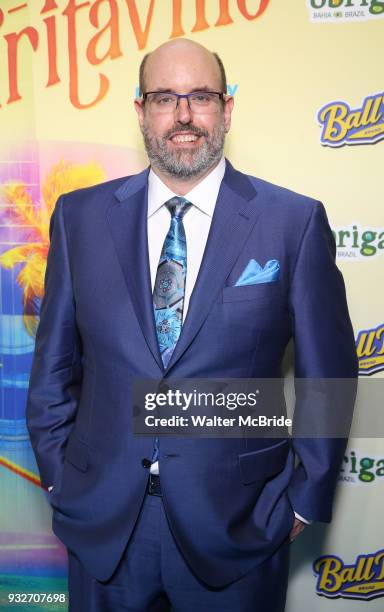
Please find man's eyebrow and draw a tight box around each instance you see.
[147,88,174,93]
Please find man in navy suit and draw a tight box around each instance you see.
[26,39,357,611]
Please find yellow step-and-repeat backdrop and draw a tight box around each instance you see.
[0,1,383,609]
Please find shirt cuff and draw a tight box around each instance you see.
[294,511,312,525]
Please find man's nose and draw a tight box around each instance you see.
[175,97,192,123]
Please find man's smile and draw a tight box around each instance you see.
[165,128,206,148]
[170,132,200,145]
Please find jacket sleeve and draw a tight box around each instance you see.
[287,201,358,523]
[26,195,82,490]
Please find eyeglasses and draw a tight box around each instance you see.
[142,91,225,114]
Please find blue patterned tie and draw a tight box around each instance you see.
[153,196,192,368]
[151,196,192,464]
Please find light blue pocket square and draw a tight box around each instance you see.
[234,259,280,286]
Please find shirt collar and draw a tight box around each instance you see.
[147,157,226,218]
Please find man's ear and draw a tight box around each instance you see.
[134,98,145,130]
[223,96,234,133]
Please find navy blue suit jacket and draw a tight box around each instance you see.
[26,161,357,587]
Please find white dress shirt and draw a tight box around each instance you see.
[147,157,225,322]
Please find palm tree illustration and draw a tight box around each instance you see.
[0,160,105,337]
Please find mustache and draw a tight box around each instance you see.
[164,125,209,139]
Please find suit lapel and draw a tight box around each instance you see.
[166,162,261,373]
[106,163,261,375]
[106,168,164,373]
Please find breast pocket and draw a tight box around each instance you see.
[221,282,281,304]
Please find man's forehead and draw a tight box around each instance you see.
[143,40,221,90]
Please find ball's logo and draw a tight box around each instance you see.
[318,93,384,146]
[314,550,384,600]
[356,323,384,375]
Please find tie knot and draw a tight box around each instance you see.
[165,196,192,220]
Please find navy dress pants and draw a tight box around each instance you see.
[68,494,290,612]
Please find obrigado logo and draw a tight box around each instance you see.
[307,0,384,22]
[356,322,384,375]
[313,550,384,600]
[318,93,384,146]
[340,450,384,484]
[333,224,384,259]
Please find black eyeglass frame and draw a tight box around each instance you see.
[141,91,226,109]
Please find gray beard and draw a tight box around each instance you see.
[142,123,225,180]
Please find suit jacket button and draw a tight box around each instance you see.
[142,458,151,469]
[158,380,170,394]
